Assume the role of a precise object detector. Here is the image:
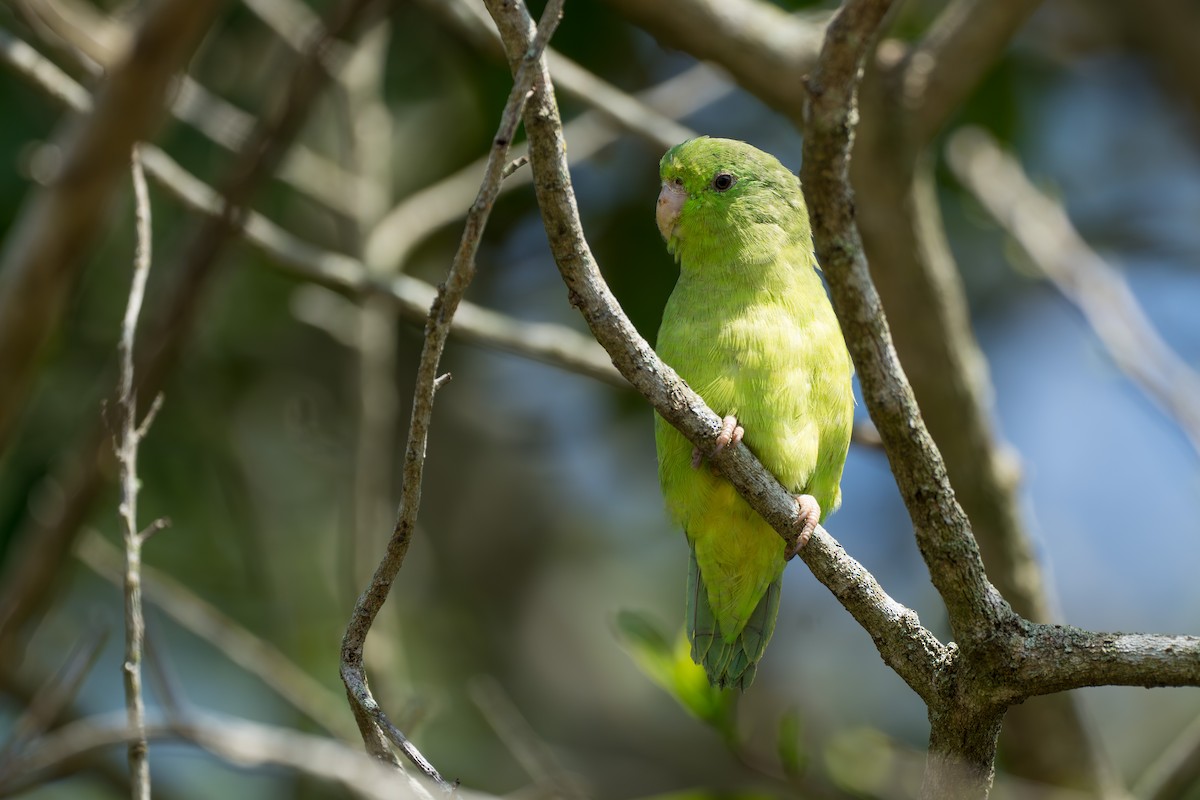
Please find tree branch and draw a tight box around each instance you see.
[339,0,566,784]
[0,0,223,456]
[114,144,155,800]
[799,3,1026,797]
[1016,626,1200,695]
[75,530,360,742]
[0,0,383,653]
[0,712,452,800]
[801,0,1008,644]
[899,0,1044,146]
[946,126,1200,457]
[598,0,827,121]
[853,1,1114,787]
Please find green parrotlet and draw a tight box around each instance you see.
[653,137,854,690]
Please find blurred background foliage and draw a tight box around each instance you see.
[1,0,1199,798]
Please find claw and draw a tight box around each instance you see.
[713,415,744,455]
[785,494,821,560]
[691,414,744,469]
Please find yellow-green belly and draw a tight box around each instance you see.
[654,277,852,640]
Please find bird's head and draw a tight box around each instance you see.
[656,137,810,270]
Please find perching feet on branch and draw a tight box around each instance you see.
[786,494,821,560]
[691,414,744,468]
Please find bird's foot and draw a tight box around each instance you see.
[691,415,744,469]
[785,494,821,560]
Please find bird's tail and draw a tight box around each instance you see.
[686,549,781,690]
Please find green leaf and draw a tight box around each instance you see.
[615,610,736,737]
[615,609,676,687]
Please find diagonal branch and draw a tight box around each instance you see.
[484,0,945,702]
[946,126,1200,457]
[76,530,360,742]
[899,0,1044,146]
[0,0,223,456]
[598,0,827,121]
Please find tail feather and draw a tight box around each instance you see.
[686,549,782,690]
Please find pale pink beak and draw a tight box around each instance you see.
[656,180,687,240]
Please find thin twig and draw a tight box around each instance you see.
[75,530,360,742]
[501,155,529,179]
[803,4,1021,797]
[361,59,730,273]
[467,676,589,800]
[946,126,1200,457]
[425,0,695,150]
[0,627,108,766]
[339,0,568,785]
[0,711,452,800]
[115,144,155,800]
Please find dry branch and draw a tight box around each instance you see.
[0,0,383,656]
[0,0,223,455]
[598,0,826,120]
[76,531,359,741]
[17,0,371,218]
[339,0,568,785]
[115,144,156,800]
[853,0,1116,788]
[0,28,626,388]
[0,711,455,800]
[804,0,1008,646]
[947,126,1200,457]
[899,0,1045,145]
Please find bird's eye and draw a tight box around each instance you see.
[673,177,684,187]
[711,172,736,192]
